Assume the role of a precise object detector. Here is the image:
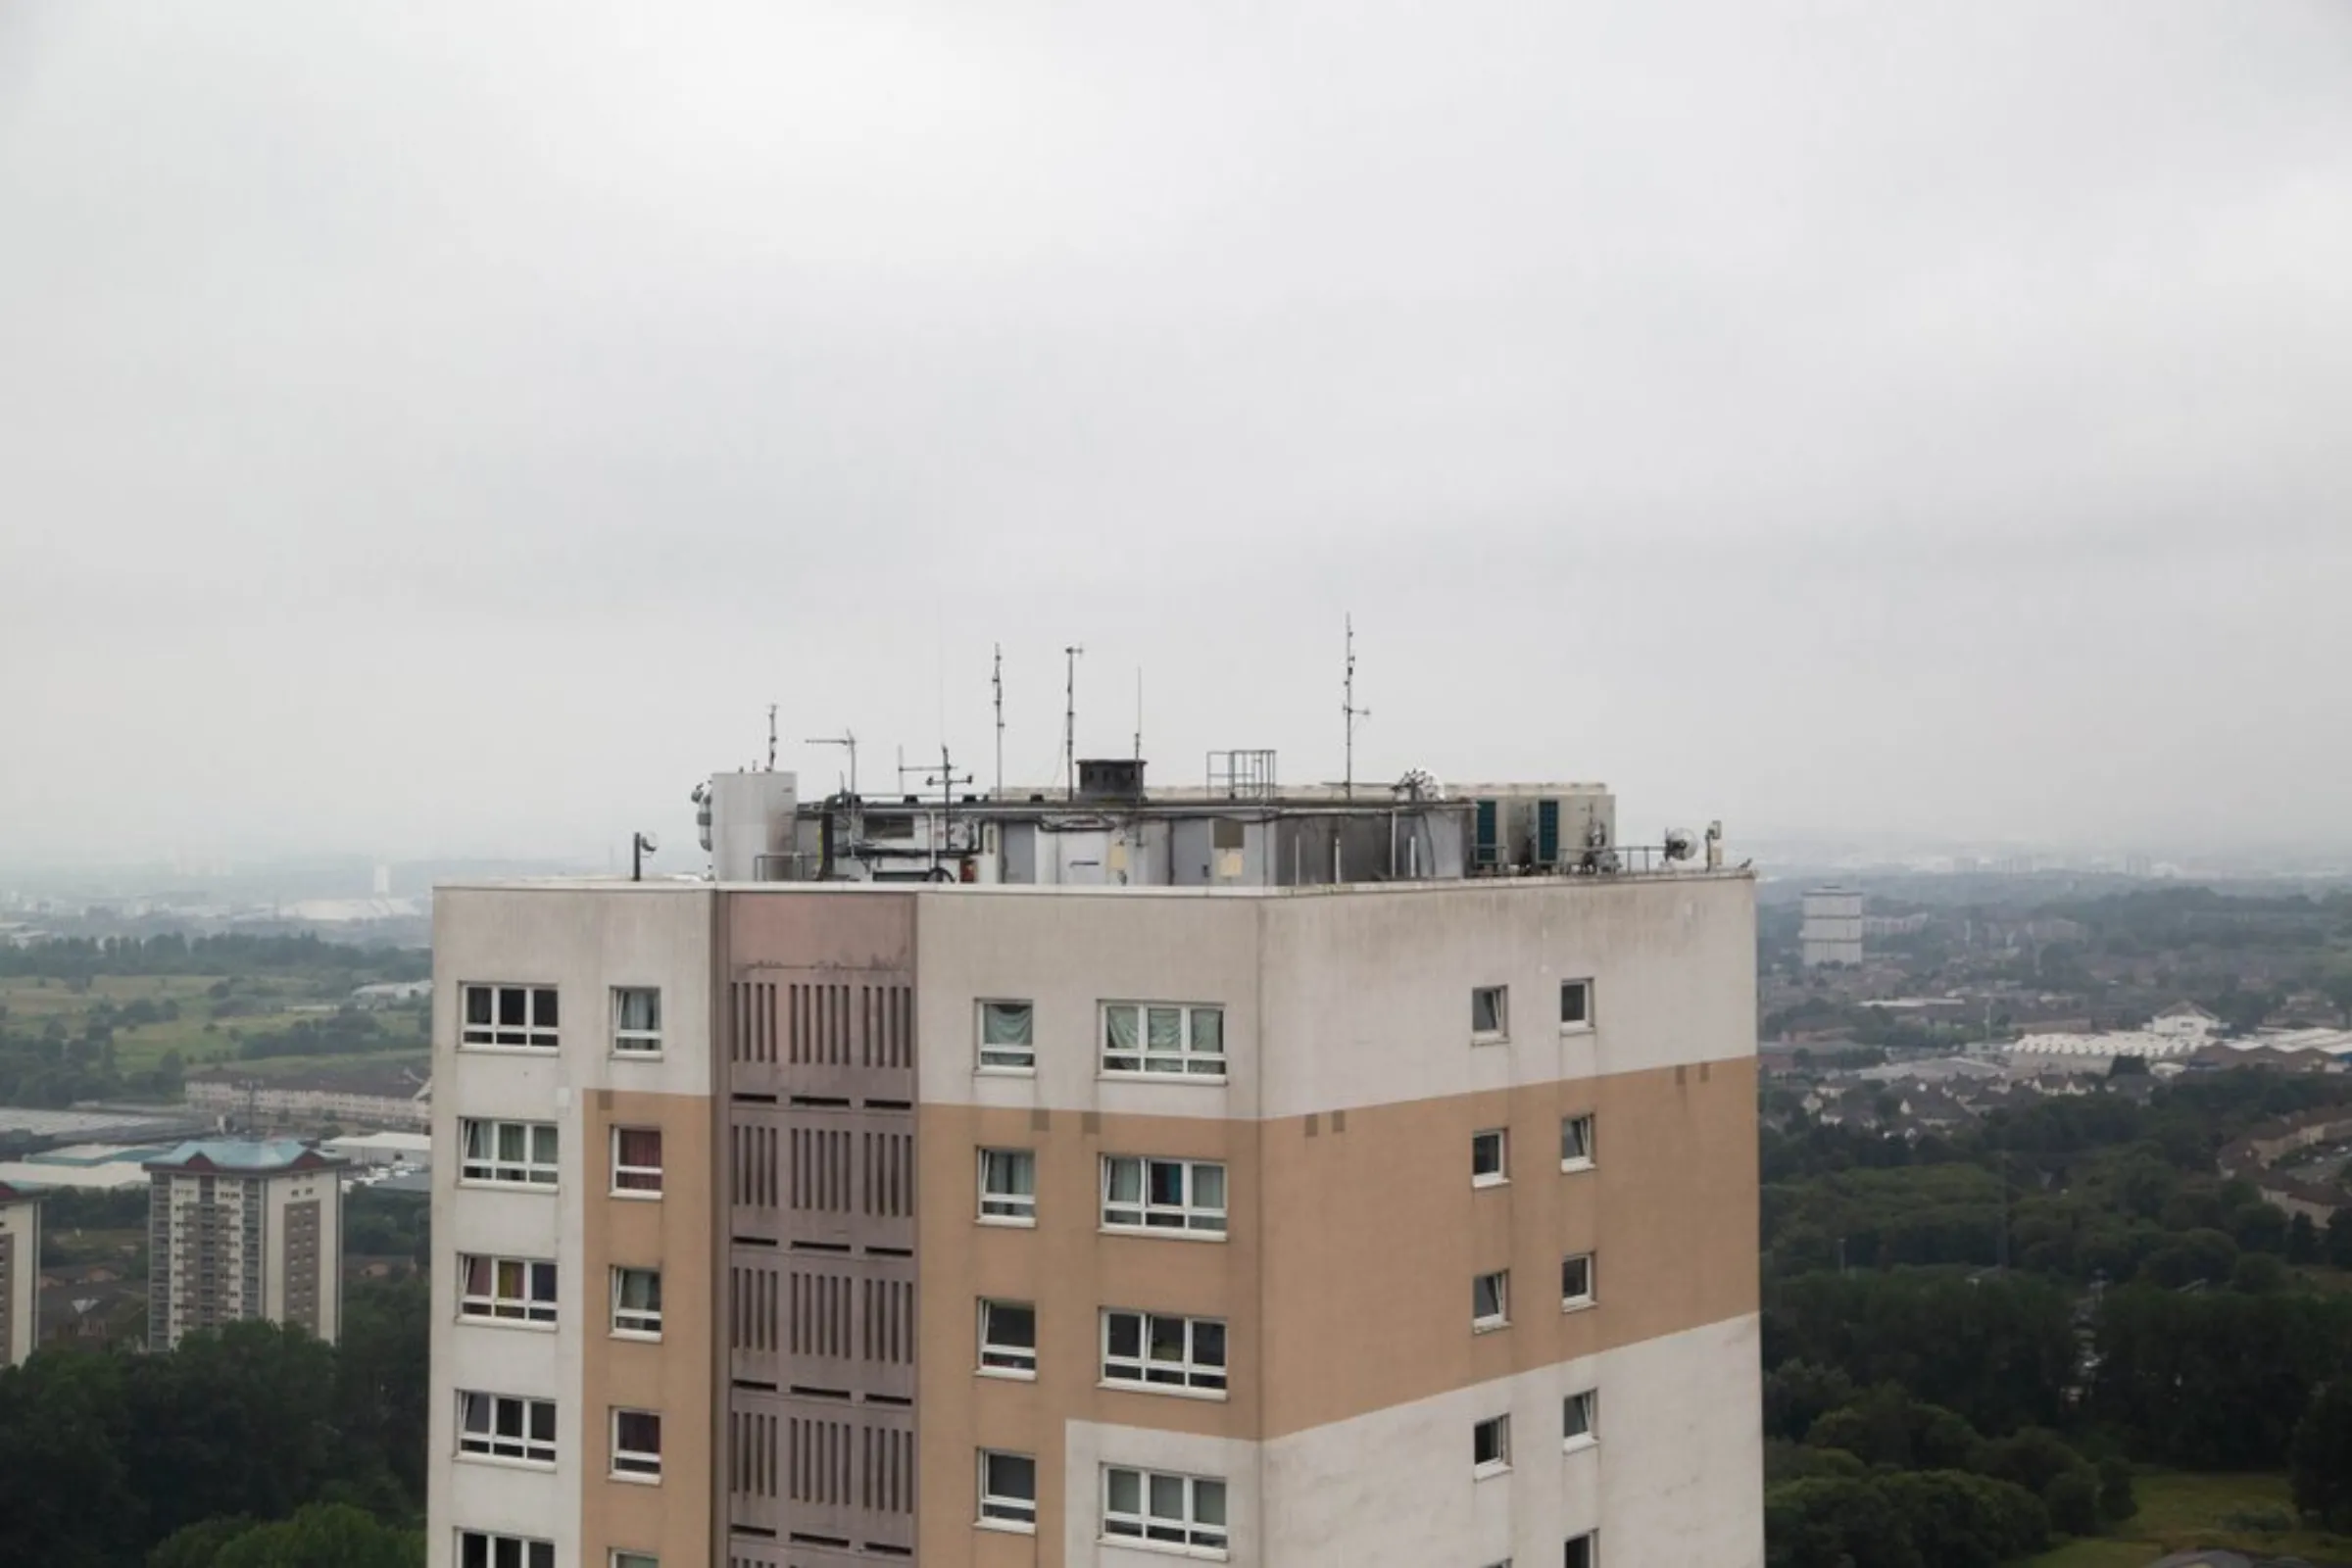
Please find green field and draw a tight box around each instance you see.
[0,972,426,1082]
[2026,1471,2352,1566]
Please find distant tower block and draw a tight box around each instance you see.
[372,863,393,897]
[1800,886,1865,967]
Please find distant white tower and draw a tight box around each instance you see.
[372,863,393,897]
[1800,886,1865,967]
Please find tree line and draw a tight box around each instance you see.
[0,1279,427,1568]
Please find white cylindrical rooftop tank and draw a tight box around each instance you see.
[709,771,800,880]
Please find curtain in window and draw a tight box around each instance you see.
[616,1128,662,1171]
[1106,1469,1142,1515]
[985,1151,1034,1198]
[1105,1158,1142,1205]
[1561,1118,1591,1161]
[496,1123,526,1162]
[492,1258,522,1298]
[983,1004,1033,1047]
[1190,1163,1226,1212]
[530,1125,559,1165]
[615,989,660,1032]
[1147,1007,1183,1052]
[616,1270,661,1313]
[1189,1008,1222,1055]
[1104,1005,1139,1053]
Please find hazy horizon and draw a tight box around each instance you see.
[6,2,2349,865]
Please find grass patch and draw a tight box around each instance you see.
[2023,1470,2352,1565]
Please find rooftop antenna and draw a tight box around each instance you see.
[992,645,1004,800]
[925,744,975,877]
[806,730,858,797]
[765,705,778,771]
[1343,613,1369,800]
[1063,644,1085,802]
[1134,667,1144,764]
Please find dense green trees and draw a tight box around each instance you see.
[2290,1379,2352,1531]
[0,1280,426,1568]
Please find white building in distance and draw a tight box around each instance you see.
[1800,887,1864,967]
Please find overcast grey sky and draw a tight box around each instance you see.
[3,2,2348,865]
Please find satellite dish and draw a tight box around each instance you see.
[639,833,660,855]
[1664,828,1698,862]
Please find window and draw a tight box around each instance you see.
[978,1001,1035,1071]
[1471,986,1508,1041]
[612,1554,659,1568]
[1473,1414,1511,1476]
[1561,1252,1595,1309]
[461,1119,559,1188]
[1560,1114,1595,1171]
[1563,1389,1597,1450]
[459,1255,557,1325]
[458,1532,556,1568]
[612,1267,662,1338]
[457,1391,557,1466]
[1473,1269,1509,1331]
[1565,1532,1596,1568]
[1472,1129,1508,1186]
[978,1149,1037,1223]
[1102,1465,1228,1553]
[1102,1002,1227,1078]
[1102,1155,1227,1235]
[1559,979,1592,1029]
[462,984,559,1049]
[612,1127,662,1195]
[612,1408,662,1480]
[1102,1309,1227,1394]
[979,1449,1038,1530]
[980,1299,1036,1376]
[612,987,662,1054]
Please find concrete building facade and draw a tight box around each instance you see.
[427,774,1761,1568]
[0,1180,41,1367]
[144,1141,347,1350]
[1798,887,1864,968]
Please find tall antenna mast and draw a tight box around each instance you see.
[1063,644,1085,802]
[925,744,974,878]
[992,645,1004,800]
[1134,667,1144,763]
[766,705,778,771]
[1343,613,1369,800]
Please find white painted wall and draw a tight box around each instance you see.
[427,884,715,1568]
[0,1200,36,1366]
[913,875,1754,1121]
[1261,1314,1763,1568]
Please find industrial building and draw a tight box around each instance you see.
[145,1140,348,1350]
[1798,886,1864,967]
[0,1180,40,1367]
[428,757,1762,1568]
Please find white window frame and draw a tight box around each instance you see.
[1563,1389,1598,1452]
[1560,1113,1595,1172]
[457,1390,557,1467]
[612,986,662,1056]
[1101,1001,1228,1079]
[611,1407,662,1482]
[1102,1308,1228,1396]
[1565,1531,1597,1568]
[1561,1251,1596,1311]
[1102,1464,1229,1556]
[611,1126,663,1197]
[461,983,560,1050]
[460,1118,559,1189]
[1471,985,1509,1043]
[457,1531,556,1568]
[612,1266,662,1339]
[1101,1155,1227,1237]
[612,1553,659,1568]
[979,1298,1037,1378]
[978,1149,1038,1225]
[1559,978,1593,1032]
[979,1448,1039,1531]
[459,1254,558,1327]
[1473,1269,1509,1332]
[1473,1413,1512,1477]
[977,1000,1036,1072]
[1472,1128,1509,1187]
